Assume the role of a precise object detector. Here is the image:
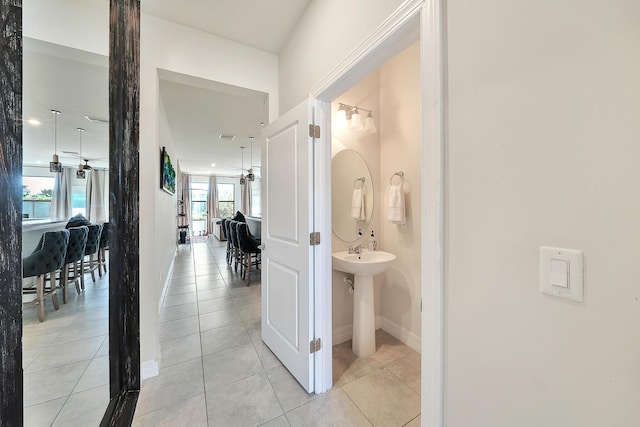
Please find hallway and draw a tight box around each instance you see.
[133,240,421,426]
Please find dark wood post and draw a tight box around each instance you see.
[0,1,22,425]
[101,0,141,424]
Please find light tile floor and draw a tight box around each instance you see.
[21,239,420,426]
[22,265,110,426]
[134,239,421,427]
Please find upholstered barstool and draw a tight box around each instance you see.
[60,226,88,303]
[227,220,240,272]
[221,218,231,264]
[22,229,70,322]
[237,222,261,285]
[98,222,110,277]
[80,223,103,289]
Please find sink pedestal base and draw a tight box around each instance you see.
[352,275,376,358]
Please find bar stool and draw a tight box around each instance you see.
[228,220,240,272]
[237,222,261,285]
[80,223,103,290]
[22,229,69,322]
[221,218,231,264]
[60,225,88,303]
[98,222,110,277]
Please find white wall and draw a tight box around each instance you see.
[445,0,640,425]
[278,0,405,113]
[139,14,279,371]
[378,42,421,349]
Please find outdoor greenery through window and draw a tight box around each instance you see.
[190,181,208,235]
[23,176,55,219]
[217,183,234,218]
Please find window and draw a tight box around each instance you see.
[217,183,235,218]
[190,181,208,235]
[22,176,55,219]
[72,184,86,216]
[250,178,261,217]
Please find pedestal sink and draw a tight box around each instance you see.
[332,250,396,358]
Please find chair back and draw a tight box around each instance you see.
[65,226,89,264]
[99,222,110,249]
[23,229,70,278]
[237,222,260,253]
[227,220,238,248]
[220,218,228,240]
[84,224,103,255]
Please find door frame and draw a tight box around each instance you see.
[310,1,445,425]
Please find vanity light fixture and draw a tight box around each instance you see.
[363,110,377,133]
[335,104,349,128]
[335,103,376,133]
[76,128,86,179]
[240,146,246,186]
[349,107,363,131]
[247,137,255,182]
[49,109,62,172]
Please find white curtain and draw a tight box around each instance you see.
[180,173,192,229]
[86,169,107,223]
[206,175,219,235]
[49,168,73,220]
[241,180,251,216]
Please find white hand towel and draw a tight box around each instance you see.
[351,188,364,220]
[387,184,405,223]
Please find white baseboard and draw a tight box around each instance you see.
[380,317,421,352]
[331,316,421,353]
[159,250,177,310]
[141,359,159,379]
[332,324,353,345]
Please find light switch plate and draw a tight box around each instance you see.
[540,246,584,302]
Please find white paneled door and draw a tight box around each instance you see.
[261,100,316,392]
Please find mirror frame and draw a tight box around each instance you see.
[0,1,141,425]
[331,148,374,242]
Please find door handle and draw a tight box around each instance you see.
[258,244,265,250]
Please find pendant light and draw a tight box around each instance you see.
[76,128,86,179]
[49,109,62,172]
[240,146,246,186]
[247,137,255,182]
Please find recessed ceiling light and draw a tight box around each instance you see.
[27,119,41,126]
[211,163,216,167]
[218,134,236,140]
[35,160,42,164]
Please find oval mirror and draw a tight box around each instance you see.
[332,149,374,242]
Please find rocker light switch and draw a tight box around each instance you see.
[540,247,584,302]
[550,259,569,288]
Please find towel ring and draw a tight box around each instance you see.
[354,177,365,189]
[390,171,404,186]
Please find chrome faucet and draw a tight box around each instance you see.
[348,244,364,254]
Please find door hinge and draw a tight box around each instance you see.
[309,124,320,139]
[310,338,322,353]
[309,231,321,246]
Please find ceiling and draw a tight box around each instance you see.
[141,0,312,54]
[23,0,312,175]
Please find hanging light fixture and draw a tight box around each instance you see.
[76,128,86,179]
[49,110,62,172]
[247,137,255,182]
[239,146,246,185]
